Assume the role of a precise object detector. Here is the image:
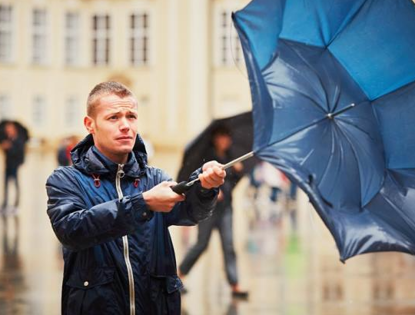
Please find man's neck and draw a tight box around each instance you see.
[92,146,129,165]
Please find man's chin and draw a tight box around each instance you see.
[119,146,134,154]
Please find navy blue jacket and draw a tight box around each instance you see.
[46,135,218,315]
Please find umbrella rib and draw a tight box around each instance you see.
[331,85,342,113]
[334,122,359,161]
[380,192,415,232]
[317,124,339,189]
[332,120,369,206]
[257,116,327,152]
[283,40,330,110]
[331,102,379,144]
[266,80,326,114]
[326,0,371,47]
[337,117,378,143]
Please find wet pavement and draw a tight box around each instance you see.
[1,149,415,315]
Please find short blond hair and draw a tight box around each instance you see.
[87,81,136,117]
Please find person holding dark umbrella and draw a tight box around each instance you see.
[0,121,28,212]
[179,125,249,299]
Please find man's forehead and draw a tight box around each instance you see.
[97,94,138,112]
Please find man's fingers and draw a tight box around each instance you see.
[202,160,223,171]
[164,181,178,187]
[199,169,226,188]
[200,175,216,187]
[143,181,186,212]
[172,191,186,201]
[199,161,227,189]
[202,165,225,178]
[213,166,226,177]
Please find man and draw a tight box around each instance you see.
[179,126,248,299]
[46,81,226,315]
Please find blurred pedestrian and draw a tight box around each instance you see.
[57,135,78,166]
[248,163,262,202]
[140,133,155,162]
[261,161,288,222]
[0,121,28,211]
[287,181,298,231]
[45,81,226,315]
[179,125,249,299]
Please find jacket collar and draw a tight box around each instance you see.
[71,134,148,178]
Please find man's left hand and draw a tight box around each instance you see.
[198,161,226,189]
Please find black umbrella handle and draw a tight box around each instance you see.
[171,181,194,194]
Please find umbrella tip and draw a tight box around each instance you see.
[327,103,356,120]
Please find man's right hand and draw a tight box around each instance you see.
[142,181,186,212]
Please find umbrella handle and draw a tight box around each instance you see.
[171,151,255,195]
[171,181,193,194]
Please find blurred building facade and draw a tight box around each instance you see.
[0,0,251,148]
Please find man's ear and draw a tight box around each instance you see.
[84,116,95,134]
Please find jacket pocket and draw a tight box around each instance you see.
[66,267,114,289]
[149,275,183,315]
[166,275,183,294]
[64,267,120,315]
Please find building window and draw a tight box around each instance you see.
[65,12,80,66]
[92,14,110,65]
[32,9,48,65]
[214,8,243,67]
[0,94,11,119]
[64,96,78,128]
[0,5,13,63]
[130,12,150,66]
[33,96,46,127]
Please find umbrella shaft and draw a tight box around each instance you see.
[186,151,254,186]
[223,151,254,170]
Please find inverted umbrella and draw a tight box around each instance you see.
[232,0,415,261]
[175,112,257,190]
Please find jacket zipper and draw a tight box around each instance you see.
[116,164,136,315]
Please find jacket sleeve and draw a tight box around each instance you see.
[46,168,153,251]
[159,168,219,226]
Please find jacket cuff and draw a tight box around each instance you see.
[195,182,219,201]
[130,193,154,222]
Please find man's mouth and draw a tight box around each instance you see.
[116,136,133,141]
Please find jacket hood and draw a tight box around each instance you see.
[70,134,148,178]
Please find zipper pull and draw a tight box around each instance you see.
[117,164,125,179]
[116,164,126,201]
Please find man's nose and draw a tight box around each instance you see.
[119,118,130,131]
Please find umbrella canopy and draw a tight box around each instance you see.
[177,112,257,185]
[233,0,415,261]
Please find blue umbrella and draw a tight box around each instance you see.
[232,0,415,261]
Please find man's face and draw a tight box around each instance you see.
[84,93,139,164]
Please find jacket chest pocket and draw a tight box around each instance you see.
[64,268,121,315]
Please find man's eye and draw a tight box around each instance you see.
[128,114,137,119]
[109,116,118,120]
